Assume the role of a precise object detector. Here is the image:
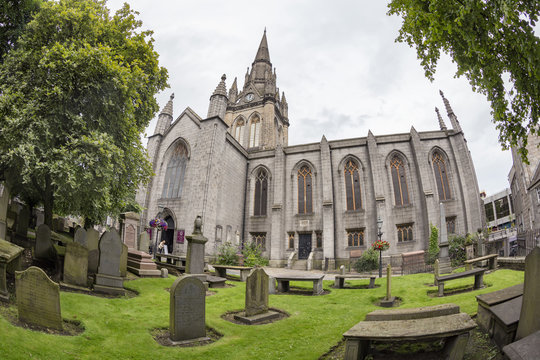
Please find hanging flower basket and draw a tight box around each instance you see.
[372,240,390,251]
[149,218,168,231]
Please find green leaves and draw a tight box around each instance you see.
[388,0,540,161]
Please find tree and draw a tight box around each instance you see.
[388,0,540,160]
[0,0,42,62]
[0,0,168,226]
[427,223,439,264]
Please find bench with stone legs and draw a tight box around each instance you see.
[212,265,253,282]
[343,304,476,360]
[334,275,376,289]
[274,274,325,295]
[435,268,485,297]
[464,254,498,271]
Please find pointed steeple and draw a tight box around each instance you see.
[228,77,238,102]
[153,93,174,135]
[254,28,271,64]
[439,90,462,132]
[435,107,447,130]
[207,74,228,119]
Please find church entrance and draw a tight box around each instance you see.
[298,233,312,260]
[161,216,175,253]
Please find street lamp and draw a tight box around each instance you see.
[377,216,383,278]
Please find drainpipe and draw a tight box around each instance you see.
[241,160,249,249]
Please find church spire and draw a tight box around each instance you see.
[439,90,462,133]
[435,107,447,130]
[253,28,271,64]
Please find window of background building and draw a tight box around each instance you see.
[288,232,295,249]
[347,229,364,247]
[251,233,266,250]
[298,165,313,214]
[485,203,495,222]
[433,152,451,200]
[344,159,362,210]
[397,224,413,242]
[390,156,409,206]
[253,168,268,216]
[446,217,456,234]
[495,196,510,218]
[161,142,188,198]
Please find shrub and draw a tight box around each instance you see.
[448,234,474,267]
[215,242,239,265]
[427,223,439,265]
[353,248,379,273]
[242,242,269,267]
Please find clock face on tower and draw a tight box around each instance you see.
[245,93,254,102]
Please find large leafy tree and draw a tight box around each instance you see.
[0,0,168,226]
[388,0,540,160]
[0,0,42,62]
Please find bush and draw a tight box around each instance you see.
[449,234,474,267]
[242,242,269,267]
[353,248,379,273]
[215,242,239,265]
[427,223,439,265]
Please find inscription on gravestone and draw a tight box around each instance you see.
[125,224,136,249]
[15,266,62,330]
[170,275,207,342]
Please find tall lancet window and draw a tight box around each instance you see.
[433,152,451,200]
[254,168,268,216]
[235,118,245,145]
[344,159,362,210]
[249,115,261,148]
[298,165,313,214]
[390,155,409,206]
[161,142,188,198]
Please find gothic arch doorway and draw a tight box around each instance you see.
[161,216,175,253]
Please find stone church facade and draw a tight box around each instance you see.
[136,31,485,269]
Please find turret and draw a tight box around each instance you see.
[153,93,174,135]
[439,90,462,133]
[435,107,447,131]
[207,74,228,119]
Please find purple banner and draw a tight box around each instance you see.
[176,229,185,244]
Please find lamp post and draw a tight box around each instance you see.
[377,216,383,278]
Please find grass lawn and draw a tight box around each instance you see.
[0,268,523,360]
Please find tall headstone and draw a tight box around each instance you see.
[94,230,124,295]
[15,266,62,330]
[515,246,540,340]
[169,275,208,343]
[120,212,139,249]
[245,268,269,317]
[0,239,24,300]
[15,206,30,238]
[86,228,100,274]
[185,216,207,282]
[35,224,56,261]
[138,231,150,253]
[74,228,87,248]
[63,242,89,287]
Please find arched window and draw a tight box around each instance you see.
[254,168,268,216]
[344,159,362,210]
[390,155,409,206]
[433,152,451,200]
[249,115,261,148]
[161,142,188,198]
[235,118,245,144]
[298,165,313,214]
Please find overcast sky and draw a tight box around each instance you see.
[107,0,514,195]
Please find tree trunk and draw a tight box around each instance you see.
[43,175,54,227]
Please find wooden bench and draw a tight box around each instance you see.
[464,254,498,270]
[212,264,253,282]
[435,268,485,297]
[343,304,476,360]
[334,275,376,289]
[274,273,325,295]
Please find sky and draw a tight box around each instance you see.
[107,0,514,195]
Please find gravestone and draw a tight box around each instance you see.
[169,275,208,343]
[74,228,87,248]
[234,268,280,324]
[185,216,207,282]
[15,266,62,330]
[35,224,56,261]
[15,206,30,238]
[94,230,124,295]
[86,228,100,274]
[120,243,128,277]
[0,183,9,240]
[161,268,168,278]
[0,239,24,300]
[515,246,540,340]
[380,264,396,307]
[63,242,88,287]
[120,212,139,249]
[138,231,150,253]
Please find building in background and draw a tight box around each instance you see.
[136,31,485,269]
[483,188,516,256]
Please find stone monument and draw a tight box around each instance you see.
[94,230,125,295]
[120,212,139,249]
[86,228,100,274]
[438,203,452,274]
[63,242,89,287]
[185,216,207,282]
[15,266,63,330]
[380,263,396,307]
[169,275,209,343]
[515,246,540,340]
[127,249,161,277]
[234,268,279,324]
[0,238,24,300]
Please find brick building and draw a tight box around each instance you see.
[136,31,485,269]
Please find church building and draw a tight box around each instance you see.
[136,31,485,269]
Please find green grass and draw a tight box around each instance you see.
[0,269,523,360]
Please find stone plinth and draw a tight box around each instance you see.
[127,249,160,277]
[185,216,207,276]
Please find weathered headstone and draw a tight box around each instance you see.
[94,230,124,295]
[0,239,24,300]
[138,231,150,253]
[120,243,128,277]
[161,268,168,278]
[74,228,87,248]
[35,224,56,261]
[15,266,62,330]
[15,206,30,238]
[120,212,139,249]
[86,228,100,274]
[169,275,208,343]
[63,242,89,287]
[380,264,396,307]
[245,268,269,316]
[185,216,207,282]
[515,246,540,340]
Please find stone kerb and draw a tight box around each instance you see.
[35,224,56,261]
[515,246,540,340]
[63,242,89,287]
[74,228,87,248]
[15,266,62,330]
[169,275,208,343]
